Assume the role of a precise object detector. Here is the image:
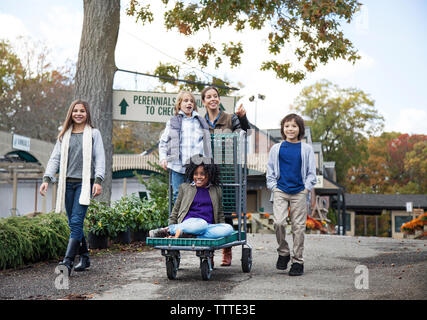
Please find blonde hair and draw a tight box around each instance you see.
[174,91,197,115]
[57,99,93,141]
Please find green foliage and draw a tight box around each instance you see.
[152,62,233,95]
[115,194,167,232]
[0,212,69,270]
[86,191,169,238]
[0,38,73,141]
[85,200,113,237]
[139,198,169,230]
[86,198,136,238]
[136,161,169,221]
[128,0,361,83]
[346,133,427,194]
[0,39,24,94]
[113,194,140,232]
[294,80,384,183]
[327,208,338,226]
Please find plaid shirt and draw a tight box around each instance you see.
[159,111,206,174]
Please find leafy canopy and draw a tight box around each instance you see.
[293,80,384,182]
[127,0,362,84]
[0,39,73,141]
[346,133,427,194]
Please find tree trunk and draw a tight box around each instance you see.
[74,0,120,204]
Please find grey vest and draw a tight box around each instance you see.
[167,114,213,162]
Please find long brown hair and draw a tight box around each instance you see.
[57,99,93,141]
[201,86,219,102]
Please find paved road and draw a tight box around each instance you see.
[1,234,426,300]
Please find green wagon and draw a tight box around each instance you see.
[146,131,252,280]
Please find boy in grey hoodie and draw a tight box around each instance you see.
[266,114,316,276]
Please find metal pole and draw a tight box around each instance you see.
[243,131,247,236]
[337,190,342,235]
[168,170,172,216]
[375,216,378,236]
[255,99,258,128]
[342,192,346,235]
[123,177,127,196]
[35,180,38,212]
[12,170,17,216]
[234,135,241,241]
[364,216,367,236]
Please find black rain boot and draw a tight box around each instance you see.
[74,236,91,272]
[59,238,80,276]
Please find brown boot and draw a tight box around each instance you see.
[221,247,232,266]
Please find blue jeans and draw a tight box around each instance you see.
[64,181,91,241]
[168,218,234,239]
[171,170,186,203]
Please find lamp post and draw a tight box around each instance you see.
[248,94,266,127]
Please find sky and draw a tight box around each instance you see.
[0,0,426,134]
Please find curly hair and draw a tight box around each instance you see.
[184,155,221,186]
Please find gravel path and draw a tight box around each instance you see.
[1,234,426,300]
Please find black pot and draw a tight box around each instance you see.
[113,228,131,244]
[88,232,109,249]
[131,229,148,243]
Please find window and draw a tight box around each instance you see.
[345,213,351,232]
[394,216,413,233]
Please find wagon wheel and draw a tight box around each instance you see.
[241,247,252,273]
[200,258,212,281]
[176,251,181,269]
[166,256,178,280]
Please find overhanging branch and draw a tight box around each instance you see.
[116,68,240,91]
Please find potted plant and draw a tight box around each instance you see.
[109,204,132,244]
[114,194,147,242]
[86,200,111,249]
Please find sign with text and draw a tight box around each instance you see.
[314,175,324,188]
[12,134,31,152]
[113,90,236,123]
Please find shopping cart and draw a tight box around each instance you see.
[146,131,252,280]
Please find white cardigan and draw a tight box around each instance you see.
[44,125,105,213]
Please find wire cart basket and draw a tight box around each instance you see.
[146,131,252,280]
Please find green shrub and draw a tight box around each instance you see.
[85,200,112,237]
[115,194,168,232]
[112,195,139,234]
[0,212,69,270]
[135,161,169,227]
[86,193,169,238]
[139,198,168,230]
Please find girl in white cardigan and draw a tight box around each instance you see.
[39,99,105,275]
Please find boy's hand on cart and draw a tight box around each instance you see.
[160,159,168,171]
[39,182,48,196]
[92,183,102,197]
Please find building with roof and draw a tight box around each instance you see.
[345,194,427,238]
